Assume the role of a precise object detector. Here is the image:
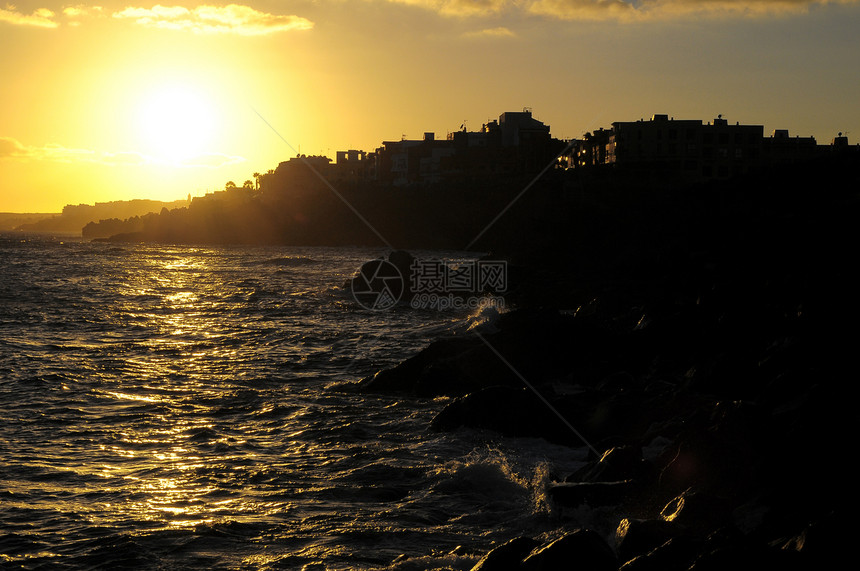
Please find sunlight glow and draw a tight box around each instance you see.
[135,84,219,164]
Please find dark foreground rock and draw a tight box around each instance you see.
[522,529,618,571]
[352,156,858,569]
[353,284,851,570]
[470,537,541,571]
[470,530,617,571]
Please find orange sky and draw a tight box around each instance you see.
[2,0,859,212]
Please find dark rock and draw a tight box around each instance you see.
[412,345,522,397]
[470,536,541,571]
[567,446,651,484]
[659,490,734,538]
[776,510,847,569]
[579,393,646,449]
[521,529,617,571]
[595,370,641,393]
[357,336,486,396]
[548,481,638,509]
[354,169,856,571]
[357,307,622,399]
[430,386,581,446]
[614,518,676,564]
[654,400,766,498]
[619,537,703,571]
[388,249,416,280]
[688,541,806,571]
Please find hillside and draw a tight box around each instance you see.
[0,212,58,232]
[13,199,189,235]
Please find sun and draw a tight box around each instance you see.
[135,84,218,164]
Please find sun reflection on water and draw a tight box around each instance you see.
[2,239,511,568]
[93,251,272,530]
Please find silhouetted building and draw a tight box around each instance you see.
[566,113,858,180]
[375,132,454,186]
[761,129,819,165]
[566,114,768,180]
[373,110,562,186]
[498,110,551,147]
[332,149,372,182]
[569,128,612,169]
[832,132,849,148]
[609,114,764,179]
[265,111,853,194]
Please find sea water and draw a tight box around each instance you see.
[0,234,588,570]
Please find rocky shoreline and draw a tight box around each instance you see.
[340,158,856,569]
[352,295,847,568]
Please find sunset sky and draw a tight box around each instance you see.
[2,0,859,212]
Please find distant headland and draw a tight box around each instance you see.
[5,199,189,235]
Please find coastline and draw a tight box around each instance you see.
[42,152,859,567]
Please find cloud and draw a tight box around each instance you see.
[1,139,151,165]
[463,26,517,38]
[0,137,245,168]
[526,0,634,21]
[384,0,509,17]
[0,6,59,28]
[112,4,314,35]
[62,5,105,18]
[63,4,105,26]
[2,0,852,32]
[440,0,509,16]
[525,0,830,21]
[0,137,29,158]
[383,0,853,21]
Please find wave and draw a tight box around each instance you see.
[431,301,507,338]
[1,240,568,570]
[416,446,555,525]
[247,256,318,267]
[375,551,478,570]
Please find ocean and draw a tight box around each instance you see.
[0,234,589,570]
